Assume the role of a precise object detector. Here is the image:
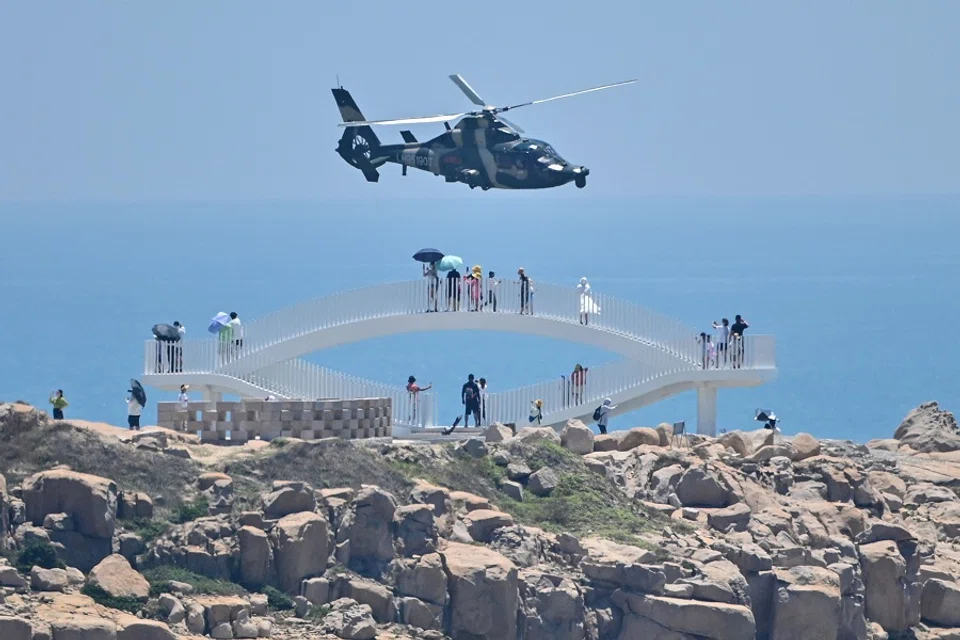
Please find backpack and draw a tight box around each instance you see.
[593,405,603,422]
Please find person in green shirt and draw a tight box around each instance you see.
[49,390,68,420]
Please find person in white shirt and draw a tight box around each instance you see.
[712,318,730,367]
[596,397,616,435]
[478,378,489,425]
[228,312,243,356]
[485,271,499,312]
[126,394,143,431]
[177,384,190,429]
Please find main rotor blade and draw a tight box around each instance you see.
[337,112,467,127]
[449,74,486,107]
[499,78,638,112]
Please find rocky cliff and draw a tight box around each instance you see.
[2,400,960,639]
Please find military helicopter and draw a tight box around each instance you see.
[332,74,636,190]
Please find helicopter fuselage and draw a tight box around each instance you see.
[351,114,589,190]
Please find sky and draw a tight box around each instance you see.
[1,1,958,201]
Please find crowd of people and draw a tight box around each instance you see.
[699,315,750,369]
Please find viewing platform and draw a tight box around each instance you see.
[141,279,777,437]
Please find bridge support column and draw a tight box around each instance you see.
[697,385,717,437]
[202,385,222,403]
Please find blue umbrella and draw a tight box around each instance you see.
[438,255,463,272]
[208,312,230,334]
[413,248,444,263]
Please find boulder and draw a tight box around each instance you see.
[21,470,118,539]
[707,503,751,532]
[502,480,524,501]
[321,598,377,640]
[0,474,10,548]
[483,423,513,443]
[88,554,150,600]
[513,427,561,446]
[271,511,328,592]
[519,569,585,640]
[45,615,117,640]
[528,468,559,497]
[858,540,921,633]
[463,509,515,543]
[921,579,960,627]
[506,462,532,481]
[618,427,660,451]
[612,591,756,640]
[399,597,443,630]
[30,567,68,592]
[0,616,32,640]
[442,541,519,640]
[409,479,449,516]
[394,504,438,556]
[457,437,488,458]
[790,433,821,461]
[397,553,448,606]
[893,401,960,453]
[116,617,177,640]
[770,566,842,640]
[238,525,273,588]
[261,481,316,519]
[560,420,594,454]
[0,565,27,588]
[593,434,620,452]
[675,467,731,508]
[341,579,396,623]
[336,486,396,575]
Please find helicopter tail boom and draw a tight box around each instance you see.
[332,87,385,182]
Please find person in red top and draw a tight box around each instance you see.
[406,376,432,423]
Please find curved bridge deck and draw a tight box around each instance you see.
[141,279,776,435]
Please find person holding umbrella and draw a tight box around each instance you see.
[127,380,147,431]
[414,249,444,312]
[49,390,68,420]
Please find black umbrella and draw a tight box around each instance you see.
[152,323,181,342]
[129,379,147,407]
[413,248,444,264]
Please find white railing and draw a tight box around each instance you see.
[239,359,437,429]
[146,279,711,376]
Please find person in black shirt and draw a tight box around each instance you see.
[446,268,461,311]
[461,373,481,427]
[730,315,749,368]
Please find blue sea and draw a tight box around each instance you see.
[1,196,957,442]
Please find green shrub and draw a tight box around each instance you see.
[81,583,144,613]
[142,565,246,597]
[16,538,65,573]
[129,517,170,543]
[261,585,294,610]
[170,496,209,524]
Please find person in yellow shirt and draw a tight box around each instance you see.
[49,390,68,420]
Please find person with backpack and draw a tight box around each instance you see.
[461,374,481,427]
[593,397,616,434]
[529,399,543,424]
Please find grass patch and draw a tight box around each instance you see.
[143,565,246,597]
[0,419,202,511]
[81,583,144,614]
[170,496,210,524]
[127,517,170,543]
[261,585,294,610]
[15,538,65,572]
[305,604,331,621]
[225,438,413,510]
[389,440,676,546]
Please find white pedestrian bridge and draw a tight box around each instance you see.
[141,279,777,437]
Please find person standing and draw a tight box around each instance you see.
[177,384,190,430]
[712,318,730,367]
[485,271,499,312]
[172,321,186,372]
[126,393,143,431]
[461,374,481,427]
[478,377,489,425]
[406,376,432,424]
[446,268,461,311]
[595,397,616,434]
[49,390,68,420]
[518,267,531,315]
[228,312,243,356]
[528,399,543,425]
[423,262,439,312]
[730,315,749,368]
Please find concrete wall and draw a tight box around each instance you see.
[156,398,392,443]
